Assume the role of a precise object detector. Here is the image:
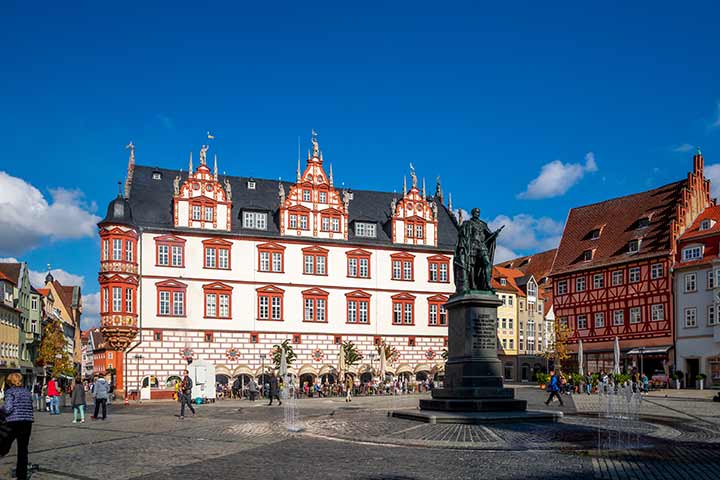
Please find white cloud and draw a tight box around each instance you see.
[672,143,695,152]
[488,213,564,257]
[81,292,101,330]
[518,152,598,199]
[705,163,720,201]
[0,171,101,256]
[494,245,518,264]
[0,257,85,288]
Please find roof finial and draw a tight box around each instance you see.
[329,163,334,186]
[117,180,122,197]
[448,192,453,211]
[311,129,319,157]
[297,155,301,182]
[409,163,417,188]
[124,141,135,198]
[125,141,135,165]
[435,175,443,202]
[45,264,54,285]
[213,154,218,179]
[200,145,208,166]
[189,152,193,174]
[422,177,426,198]
[697,146,702,155]
[403,175,407,195]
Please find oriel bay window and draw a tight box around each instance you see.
[391,252,414,281]
[391,293,415,325]
[256,285,284,321]
[302,288,329,323]
[203,238,232,269]
[428,294,449,326]
[345,290,371,324]
[155,280,187,317]
[155,235,186,267]
[428,255,450,283]
[203,282,232,319]
[257,242,285,273]
[346,249,371,279]
[302,246,328,275]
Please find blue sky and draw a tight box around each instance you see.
[2,1,720,328]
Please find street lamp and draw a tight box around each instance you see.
[134,354,143,403]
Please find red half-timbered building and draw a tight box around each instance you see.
[550,151,713,374]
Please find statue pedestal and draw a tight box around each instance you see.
[392,292,560,424]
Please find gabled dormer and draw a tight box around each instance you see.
[279,131,349,240]
[173,145,232,231]
[390,165,438,246]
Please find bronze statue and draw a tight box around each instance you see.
[454,208,504,293]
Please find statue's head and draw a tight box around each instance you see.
[471,207,480,219]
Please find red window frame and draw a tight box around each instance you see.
[333,335,343,345]
[204,331,214,342]
[428,255,451,283]
[256,285,284,321]
[404,217,426,240]
[101,274,138,317]
[302,288,329,323]
[101,228,138,267]
[292,334,302,344]
[202,282,233,319]
[345,290,371,324]
[320,208,343,233]
[408,336,416,347]
[373,336,382,346]
[257,242,286,273]
[288,205,311,231]
[154,235,186,267]
[346,249,372,279]
[203,238,232,270]
[390,252,415,281]
[190,197,217,225]
[391,292,416,325]
[152,330,163,342]
[302,246,329,276]
[428,294,449,326]
[155,279,187,317]
[250,332,259,344]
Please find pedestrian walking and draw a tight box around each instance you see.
[71,378,86,424]
[267,373,281,406]
[0,372,34,480]
[32,382,42,412]
[47,377,60,415]
[247,378,258,401]
[178,370,196,419]
[91,376,110,420]
[345,375,353,402]
[544,370,564,406]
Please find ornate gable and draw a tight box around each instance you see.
[279,131,349,240]
[391,165,439,246]
[173,145,232,231]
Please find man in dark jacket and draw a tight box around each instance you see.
[179,370,196,419]
[545,370,564,406]
[267,373,282,406]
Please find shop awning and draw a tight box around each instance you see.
[626,346,672,355]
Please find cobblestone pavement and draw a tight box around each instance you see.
[0,387,717,479]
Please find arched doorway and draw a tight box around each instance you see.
[216,374,230,385]
[360,372,373,383]
[521,363,530,382]
[165,375,181,389]
[299,373,316,395]
[320,373,336,384]
[415,371,429,382]
[504,363,514,381]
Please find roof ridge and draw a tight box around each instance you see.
[567,179,685,212]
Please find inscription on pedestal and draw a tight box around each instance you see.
[471,313,496,352]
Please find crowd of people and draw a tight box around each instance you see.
[543,368,653,407]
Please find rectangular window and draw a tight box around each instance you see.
[304,298,314,321]
[112,287,122,312]
[332,217,340,232]
[102,287,109,313]
[260,252,270,272]
[440,263,448,282]
[271,296,281,320]
[317,299,326,322]
[103,239,109,261]
[316,256,326,275]
[684,307,697,328]
[707,270,715,289]
[629,267,641,283]
[358,300,368,323]
[218,249,229,269]
[205,248,216,268]
[206,294,217,317]
[171,246,183,267]
[204,331,214,342]
[159,291,170,315]
[219,294,230,318]
[347,300,357,323]
[429,304,438,325]
[355,222,377,238]
[650,263,663,279]
[303,190,311,202]
[153,330,162,342]
[204,206,213,222]
[259,296,269,319]
[113,239,122,261]
[392,261,401,280]
[393,303,402,324]
[271,252,282,272]
[348,258,357,277]
[406,223,413,238]
[31,297,38,311]
[289,215,297,229]
[403,261,412,280]
[192,205,201,220]
[612,271,623,286]
[322,217,330,231]
[415,225,423,239]
[173,292,184,316]
[299,215,308,230]
[593,274,604,289]
[304,255,314,274]
[429,263,438,282]
[651,304,664,321]
[709,305,716,326]
[613,310,624,326]
[577,315,587,330]
[576,277,586,292]
[509,339,514,349]
[682,246,702,261]
[125,240,133,262]
[685,273,697,293]
[359,258,369,278]
[158,245,169,266]
[125,288,133,313]
[319,192,327,203]
[629,307,641,324]
[404,303,413,324]
[595,312,605,328]
[557,280,568,295]
[243,212,267,230]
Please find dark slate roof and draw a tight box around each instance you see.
[100,194,135,226]
[126,165,458,251]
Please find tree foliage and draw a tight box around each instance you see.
[441,348,449,361]
[37,316,74,377]
[271,339,296,370]
[543,319,571,370]
[375,340,398,361]
[342,340,363,368]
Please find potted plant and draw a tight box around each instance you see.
[672,370,683,389]
[696,373,707,390]
[536,373,550,390]
[571,373,584,393]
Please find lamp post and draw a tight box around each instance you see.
[134,354,143,403]
[638,347,645,377]
[259,353,265,392]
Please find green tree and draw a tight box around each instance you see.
[271,339,297,370]
[376,340,398,361]
[37,316,74,377]
[543,319,571,370]
[441,348,449,361]
[342,340,363,368]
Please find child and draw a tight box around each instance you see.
[71,378,86,423]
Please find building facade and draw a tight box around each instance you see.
[673,205,720,388]
[551,151,712,375]
[100,136,457,396]
[493,271,519,380]
[0,269,21,385]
